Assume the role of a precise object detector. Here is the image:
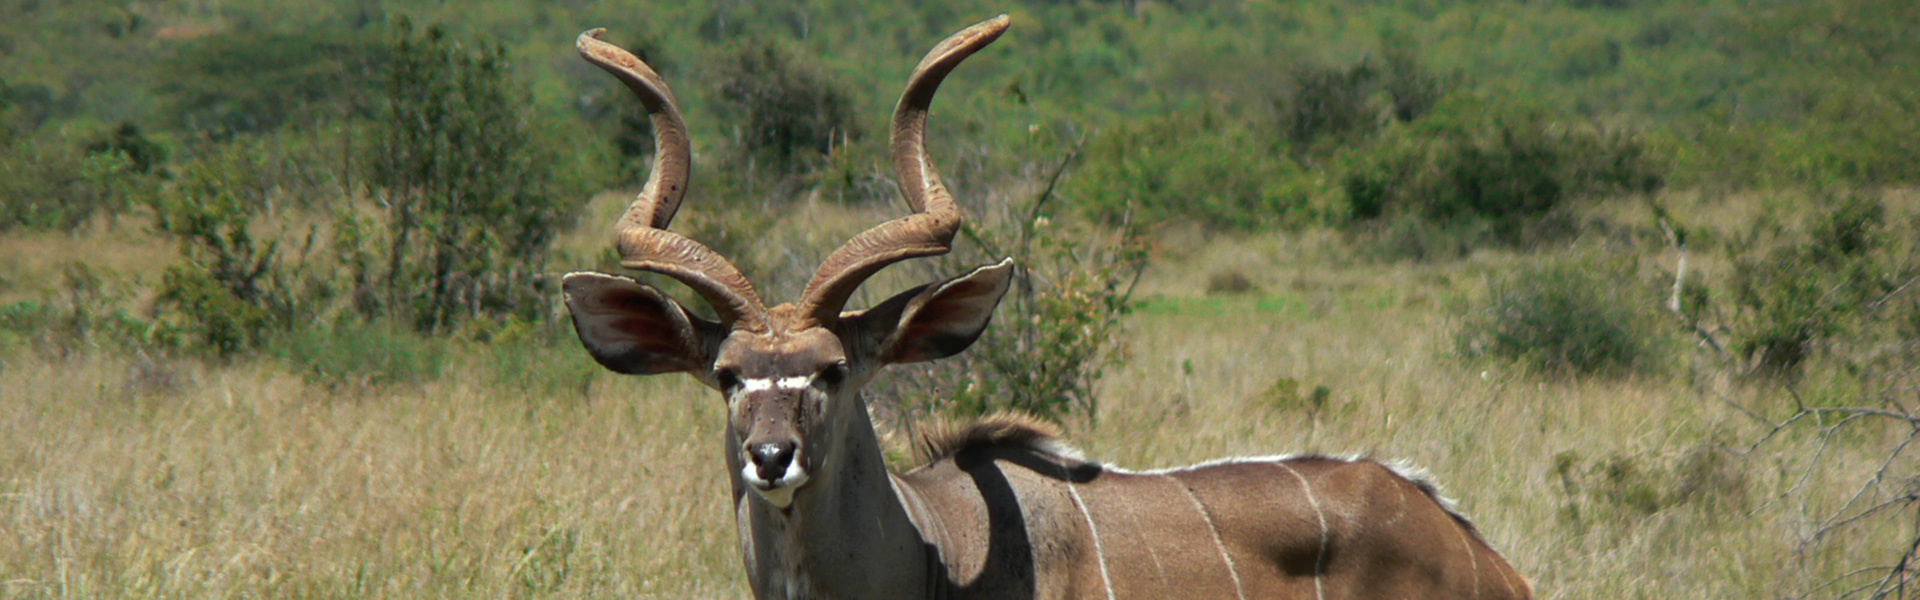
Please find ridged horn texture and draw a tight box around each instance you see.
[577,29,769,330]
[795,14,1011,326]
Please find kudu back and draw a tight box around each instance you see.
[562,15,1532,600]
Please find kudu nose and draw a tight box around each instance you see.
[748,441,797,484]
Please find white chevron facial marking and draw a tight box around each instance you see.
[777,376,813,389]
[738,376,816,393]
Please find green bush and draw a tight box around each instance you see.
[1340,94,1664,254]
[161,28,386,135]
[1378,38,1447,123]
[1066,112,1319,231]
[712,39,862,175]
[1551,31,1622,79]
[1458,256,1664,376]
[871,142,1150,424]
[0,265,177,356]
[267,319,446,389]
[1,133,156,232]
[150,138,317,356]
[1279,59,1382,154]
[83,121,167,175]
[364,19,586,333]
[469,317,601,399]
[1275,42,1447,158]
[1728,194,1893,374]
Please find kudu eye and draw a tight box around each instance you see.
[714,368,741,391]
[818,362,849,387]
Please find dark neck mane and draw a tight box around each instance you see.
[906,411,1086,468]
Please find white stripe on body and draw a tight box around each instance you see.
[1453,517,1482,599]
[1274,462,1329,600]
[1066,482,1118,600]
[1165,474,1248,600]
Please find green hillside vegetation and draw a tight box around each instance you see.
[3,0,1919,597]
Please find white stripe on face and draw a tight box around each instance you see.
[738,375,816,393]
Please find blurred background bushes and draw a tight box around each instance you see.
[1,0,1916,403]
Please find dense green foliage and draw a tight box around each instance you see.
[151,138,309,355]
[713,38,863,174]
[5,0,1917,225]
[1458,256,1664,377]
[1724,195,1911,374]
[360,19,590,332]
[0,0,1911,389]
[161,29,387,135]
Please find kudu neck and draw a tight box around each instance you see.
[741,394,935,597]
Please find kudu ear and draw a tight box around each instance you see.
[562,272,726,382]
[842,259,1015,365]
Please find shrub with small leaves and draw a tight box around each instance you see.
[1728,194,1892,374]
[266,319,447,390]
[0,265,177,356]
[1341,94,1665,256]
[946,216,1148,423]
[713,39,862,175]
[150,138,317,356]
[1458,255,1664,376]
[1067,112,1317,231]
[872,141,1150,425]
[365,19,585,333]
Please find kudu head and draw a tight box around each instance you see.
[562,16,1014,508]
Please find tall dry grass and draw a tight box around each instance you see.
[1,351,745,598]
[3,193,1912,598]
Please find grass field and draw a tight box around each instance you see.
[1,191,1913,598]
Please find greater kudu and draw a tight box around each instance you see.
[563,15,1532,600]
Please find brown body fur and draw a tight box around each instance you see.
[895,414,1533,599]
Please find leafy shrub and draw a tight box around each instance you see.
[1378,38,1447,123]
[469,317,601,399]
[943,218,1147,423]
[1403,98,1568,226]
[150,138,317,356]
[1458,256,1664,376]
[1,135,155,232]
[713,39,862,174]
[1561,126,1668,197]
[1275,42,1447,157]
[1551,32,1622,79]
[267,319,446,389]
[1279,59,1382,154]
[0,265,177,356]
[1066,112,1318,231]
[1340,94,1665,254]
[0,77,56,140]
[83,121,167,175]
[1550,445,1749,532]
[1728,194,1893,374]
[364,19,585,333]
[161,28,386,135]
[872,144,1150,424]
